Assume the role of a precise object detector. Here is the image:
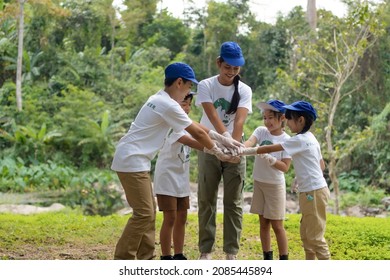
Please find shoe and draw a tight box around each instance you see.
[225,253,237,260]
[160,255,174,260]
[173,253,187,260]
[199,253,212,260]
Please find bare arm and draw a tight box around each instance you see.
[231,107,248,142]
[201,102,227,134]
[177,135,204,151]
[185,122,214,150]
[320,159,326,171]
[274,158,292,173]
[257,144,284,154]
[244,135,257,148]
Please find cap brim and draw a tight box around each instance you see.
[189,91,197,95]
[222,57,245,67]
[188,78,199,85]
[256,102,279,112]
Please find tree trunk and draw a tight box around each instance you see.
[326,86,342,215]
[306,0,317,31]
[16,0,25,112]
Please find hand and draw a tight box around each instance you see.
[208,130,245,156]
[260,153,277,166]
[204,144,237,162]
[240,147,258,156]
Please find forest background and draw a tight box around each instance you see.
[0,0,389,216]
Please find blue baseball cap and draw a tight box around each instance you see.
[165,62,199,84]
[256,99,286,113]
[220,41,245,66]
[283,101,317,121]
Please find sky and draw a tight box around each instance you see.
[114,0,384,24]
[156,0,347,23]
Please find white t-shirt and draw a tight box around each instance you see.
[195,75,252,133]
[153,130,191,197]
[111,90,192,172]
[251,127,291,185]
[281,132,327,192]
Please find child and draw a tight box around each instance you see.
[153,93,202,260]
[111,62,242,260]
[241,101,331,260]
[244,100,291,260]
[196,41,252,260]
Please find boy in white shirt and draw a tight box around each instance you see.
[154,93,203,260]
[111,62,243,260]
[241,101,331,260]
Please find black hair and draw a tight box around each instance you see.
[285,109,314,134]
[164,77,190,87]
[184,93,194,101]
[218,56,241,114]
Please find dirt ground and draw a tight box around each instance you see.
[1,244,114,260]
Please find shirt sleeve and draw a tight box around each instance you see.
[281,135,304,156]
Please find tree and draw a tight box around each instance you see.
[278,1,385,214]
[306,0,317,31]
[16,0,25,111]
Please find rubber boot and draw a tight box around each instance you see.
[263,251,273,260]
[279,254,288,260]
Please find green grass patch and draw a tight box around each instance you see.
[0,210,389,260]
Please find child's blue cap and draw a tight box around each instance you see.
[256,99,286,113]
[220,41,245,66]
[283,101,317,121]
[165,62,199,84]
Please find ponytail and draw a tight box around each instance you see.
[226,75,241,114]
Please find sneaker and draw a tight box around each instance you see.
[173,253,187,260]
[225,253,237,260]
[199,253,212,260]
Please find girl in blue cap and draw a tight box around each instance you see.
[196,41,253,260]
[244,100,291,260]
[241,101,331,260]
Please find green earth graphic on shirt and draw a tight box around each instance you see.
[260,140,273,146]
[214,98,232,126]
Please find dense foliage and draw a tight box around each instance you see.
[0,0,389,213]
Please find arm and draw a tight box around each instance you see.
[244,135,257,148]
[273,158,292,173]
[231,107,248,142]
[177,135,204,151]
[240,143,284,156]
[185,122,214,149]
[201,102,227,134]
[320,159,326,171]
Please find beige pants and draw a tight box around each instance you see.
[299,187,331,260]
[114,171,156,260]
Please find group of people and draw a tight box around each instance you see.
[110,41,331,261]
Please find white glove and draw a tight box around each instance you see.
[260,153,277,166]
[291,177,299,193]
[240,147,258,156]
[208,130,244,156]
[204,144,236,162]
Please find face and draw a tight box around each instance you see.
[217,60,240,85]
[180,97,192,115]
[286,116,303,134]
[263,110,284,134]
[175,79,193,102]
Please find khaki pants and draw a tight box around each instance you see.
[197,151,245,255]
[299,187,331,260]
[114,171,156,260]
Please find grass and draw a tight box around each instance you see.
[0,209,389,260]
